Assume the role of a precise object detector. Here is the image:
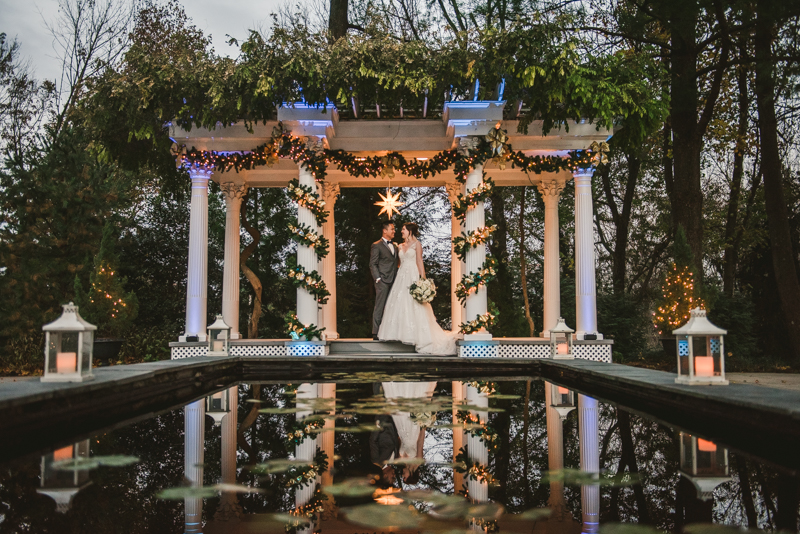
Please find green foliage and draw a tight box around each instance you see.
[597,293,650,363]
[708,292,758,366]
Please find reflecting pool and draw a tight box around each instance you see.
[2,375,798,533]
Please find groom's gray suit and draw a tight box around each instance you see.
[370,238,399,335]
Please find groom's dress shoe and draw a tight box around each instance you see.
[373,335,380,340]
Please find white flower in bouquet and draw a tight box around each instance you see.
[410,412,435,427]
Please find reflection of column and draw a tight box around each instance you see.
[183,168,212,341]
[452,381,466,493]
[297,164,320,328]
[579,394,599,534]
[545,382,568,520]
[537,180,565,335]
[464,165,489,339]
[184,400,205,534]
[221,183,248,339]
[466,384,488,501]
[446,183,465,332]
[574,170,600,339]
[215,386,242,521]
[318,383,336,486]
[318,183,341,339]
[296,383,319,507]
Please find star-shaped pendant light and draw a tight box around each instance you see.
[374,188,404,218]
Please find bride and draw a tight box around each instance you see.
[378,222,457,355]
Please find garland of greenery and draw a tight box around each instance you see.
[452,175,495,221]
[467,381,497,396]
[459,302,499,335]
[455,410,500,452]
[287,178,329,226]
[453,225,497,261]
[284,486,328,534]
[455,257,498,303]
[285,416,326,448]
[285,448,329,490]
[284,312,326,341]
[288,222,329,259]
[286,257,330,304]
[454,447,496,485]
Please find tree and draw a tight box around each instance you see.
[654,228,704,334]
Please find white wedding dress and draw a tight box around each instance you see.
[377,242,457,355]
[382,381,437,459]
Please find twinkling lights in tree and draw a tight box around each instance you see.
[653,264,704,335]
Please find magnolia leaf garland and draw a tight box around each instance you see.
[453,225,497,261]
[286,257,329,304]
[288,222,329,259]
[285,417,327,448]
[284,487,328,534]
[467,381,497,395]
[287,179,328,226]
[284,312,326,341]
[454,447,497,485]
[452,175,495,221]
[459,302,499,335]
[455,257,498,304]
[455,410,500,451]
[285,448,329,490]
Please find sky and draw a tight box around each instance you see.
[1,0,285,84]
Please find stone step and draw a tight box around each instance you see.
[329,340,414,354]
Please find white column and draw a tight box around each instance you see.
[574,169,601,339]
[465,384,488,501]
[545,382,568,520]
[318,383,336,486]
[464,165,490,340]
[579,394,599,534]
[446,182,465,332]
[297,165,320,329]
[318,183,340,339]
[221,183,248,340]
[452,380,466,493]
[295,383,319,506]
[538,180,565,336]
[183,168,212,341]
[215,386,242,521]
[184,400,205,534]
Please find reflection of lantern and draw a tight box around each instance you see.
[41,303,96,382]
[550,317,574,360]
[679,432,731,501]
[673,308,728,385]
[207,315,231,357]
[550,384,576,420]
[206,390,230,427]
[37,440,92,513]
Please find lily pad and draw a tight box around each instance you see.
[519,508,552,520]
[543,468,641,487]
[250,459,314,474]
[345,503,423,529]
[268,513,312,526]
[385,457,426,466]
[468,502,504,519]
[258,407,301,414]
[157,486,218,500]
[323,478,377,497]
[213,483,264,494]
[487,394,522,400]
[53,455,140,471]
[600,524,665,534]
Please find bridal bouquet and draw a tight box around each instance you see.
[410,278,436,303]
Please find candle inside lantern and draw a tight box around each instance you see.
[53,445,73,462]
[56,352,77,373]
[213,341,223,352]
[695,356,714,377]
[557,386,569,395]
[697,438,717,452]
[557,342,568,355]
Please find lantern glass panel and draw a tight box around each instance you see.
[49,332,79,374]
[210,330,226,352]
[208,391,227,412]
[677,335,690,376]
[80,331,93,373]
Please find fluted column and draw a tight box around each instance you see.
[221,183,248,340]
[574,169,600,339]
[545,382,568,520]
[446,182,465,332]
[184,400,205,533]
[297,165,320,328]
[318,183,340,339]
[538,179,565,336]
[295,383,319,506]
[215,386,242,521]
[452,380,466,493]
[465,384,489,501]
[579,394,599,534]
[183,168,212,341]
[464,165,490,340]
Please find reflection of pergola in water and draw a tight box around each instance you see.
[170,102,613,359]
[185,382,600,534]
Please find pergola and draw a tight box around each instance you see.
[169,101,613,359]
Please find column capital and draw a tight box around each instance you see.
[318,181,341,205]
[537,179,566,198]
[188,167,213,183]
[445,182,463,203]
[573,167,595,179]
[220,182,248,202]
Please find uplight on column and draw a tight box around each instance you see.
[550,317,574,360]
[550,385,576,420]
[673,308,728,385]
[207,315,231,357]
[678,432,731,501]
[41,303,96,383]
[206,390,231,427]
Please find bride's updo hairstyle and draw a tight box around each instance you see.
[403,222,420,239]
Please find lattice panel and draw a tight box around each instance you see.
[286,343,329,357]
[572,344,612,363]
[679,340,689,356]
[710,338,720,353]
[171,346,207,359]
[496,344,550,359]
[230,345,286,357]
[458,344,499,358]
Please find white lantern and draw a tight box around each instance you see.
[550,317,574,360]
[37,440,92,513]
[42,303,96,383]
[207,315,231,357]
[206,389,230,427]
[672,308,728,385]
[550,384,576,420]
[678,432,730,501]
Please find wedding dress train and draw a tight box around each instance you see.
[377,242,457,355]
[381,381,437,460]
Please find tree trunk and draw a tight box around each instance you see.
[329,0,348,41]
[522,379,531,506]
[618,410,651,524]
[518,187,535,336]
[488,188,513,335]
[754,0,800,361]
[601,152,639,294]
[737,461,759,528]
[776,474,799,533]
[240,193,263,339]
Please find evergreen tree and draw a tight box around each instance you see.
[75,223,139,338]
[654,227,703,335]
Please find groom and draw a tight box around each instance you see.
[370,221,398,340]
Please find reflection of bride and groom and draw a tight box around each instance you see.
[370,381,436,487]
[370,221,457,355]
